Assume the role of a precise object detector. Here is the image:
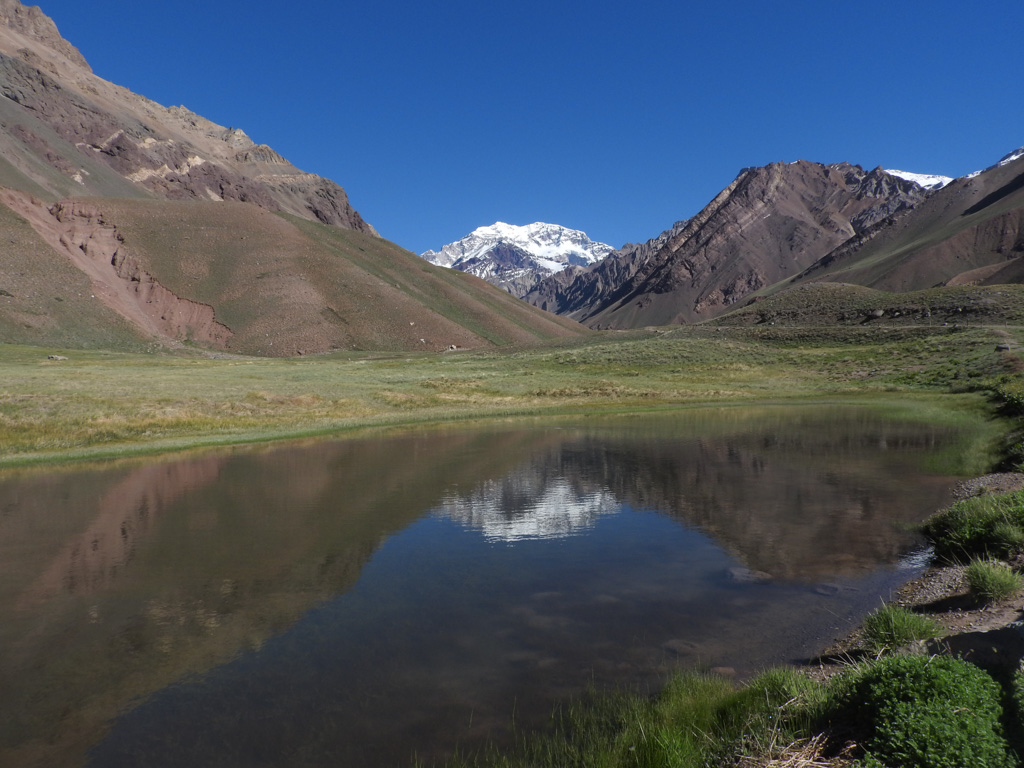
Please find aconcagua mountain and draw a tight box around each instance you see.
[523,162,934,327]
[421,222,614,297]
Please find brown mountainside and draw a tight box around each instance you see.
[0,189,584,354]
[0,1,586,353]
[780,153,1024,294]
[0,0,372,231]
[524,161,928,328]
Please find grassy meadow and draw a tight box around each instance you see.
[0,322,1020,466]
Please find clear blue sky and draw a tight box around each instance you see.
[37,0,1024,253]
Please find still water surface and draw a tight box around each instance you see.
[0,405,980,766]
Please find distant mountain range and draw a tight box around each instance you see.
[522,163,932,326]
[421,222,614,297]
[0,0,586,354]
[522,157,1024,328]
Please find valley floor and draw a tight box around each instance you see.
[0,323,1020,467]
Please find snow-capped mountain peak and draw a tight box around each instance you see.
[883,169,953,191]
[421,222,614,297]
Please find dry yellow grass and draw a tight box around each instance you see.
[0,323,1015,465]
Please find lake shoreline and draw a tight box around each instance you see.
[809,472,1024,681]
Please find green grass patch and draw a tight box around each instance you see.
[966,558,1024,604]
[445,653,1023,768]
[861,605,942,653]
[443,668,823,768]
[922,490,1024,562]
[994,377,1024,417]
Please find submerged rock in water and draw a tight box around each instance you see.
[725,566,772,583]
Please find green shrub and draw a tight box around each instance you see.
[994,378,1024,417]
[861,605,941,652]
[1016,667,1024,722]
[830,655,1012,768]
[922,490,1024,562]
[966,558,1024,604]
[1009,668,1024,761]
[992,520,1024,552]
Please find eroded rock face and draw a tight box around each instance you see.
[5,190,232,347]
[790,155,1024,292]
[0,0,374,234]
[524,162,930,327]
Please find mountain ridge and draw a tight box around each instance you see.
[0,0,374,233]
[523,161,932,327]
[777,149,1024,294]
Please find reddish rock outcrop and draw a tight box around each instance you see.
[3,189,232,347]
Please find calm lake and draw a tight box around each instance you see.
[0,404,984,767]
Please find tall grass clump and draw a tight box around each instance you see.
[826,655,1013,768]
[922,489,1024,562]
[712,667,823,759]
[966,558,1024,604]
[861,605,941,652]
[443,669,822,768]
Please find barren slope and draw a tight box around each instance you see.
[0,191,148,349]
[0,1,589,354]
[0,195,586,354]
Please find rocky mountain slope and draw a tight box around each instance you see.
[421,222,614,297]
[0,0,372,231]
[0,0,586,353]
[773,149,1024,295]
[524,162,931,327]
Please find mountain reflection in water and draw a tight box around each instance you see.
[440,477,620,541]
[0,405,983,767]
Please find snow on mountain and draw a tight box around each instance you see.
[883,169,953,190]
[965,145,1024,179]
[883,145,1024,187]
[421,222,614,297]
[995,145,1024,168]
